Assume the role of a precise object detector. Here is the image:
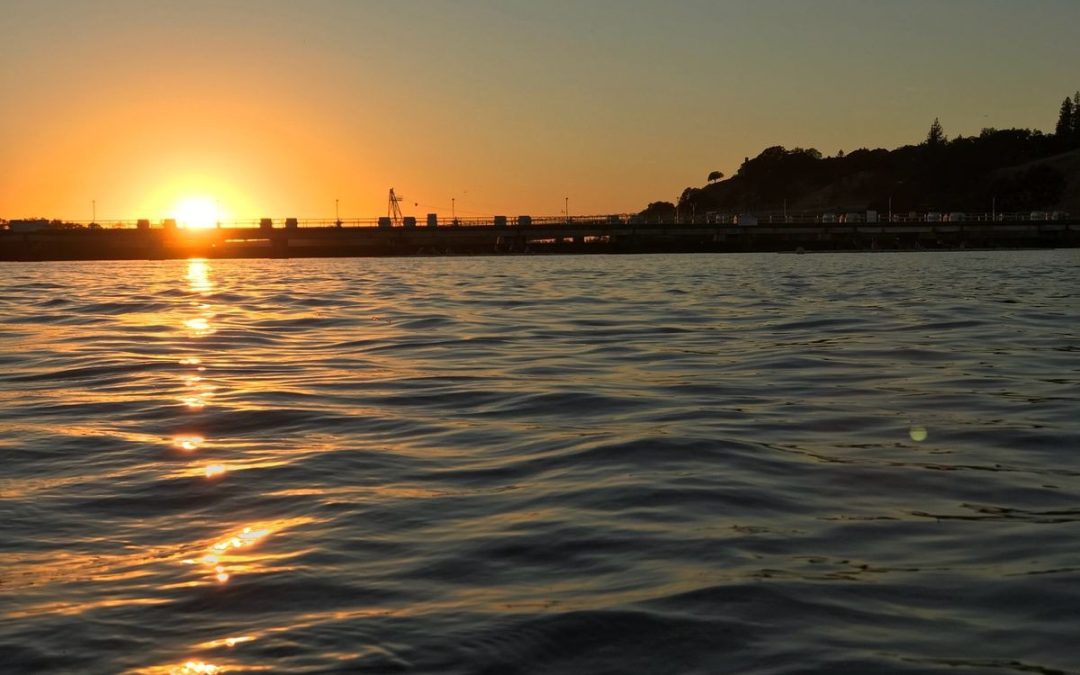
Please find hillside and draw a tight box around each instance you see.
[648,119,1080,219]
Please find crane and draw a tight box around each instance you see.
[388,188,404,226]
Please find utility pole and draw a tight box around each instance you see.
[335,198,340,226]
[565,196,569,222]
[452,197,456,222]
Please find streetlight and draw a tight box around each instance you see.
[91,199,96,225]
[335,198,341,227]
[565,196,569,223]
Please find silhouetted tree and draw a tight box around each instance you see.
[1073,91,1080,142]
[926,118,946,146]
[707,170,724,183]
[640,201,676,218]
[1056,97,1074,138]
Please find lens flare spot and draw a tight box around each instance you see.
[909,425,928,442]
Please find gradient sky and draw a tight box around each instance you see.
[3,0,1079,221]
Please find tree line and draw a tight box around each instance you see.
[643,91,1080,218]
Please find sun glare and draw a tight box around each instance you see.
[173,197,219,230]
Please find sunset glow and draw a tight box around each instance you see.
[2,2,1077,221]
[173,197,220,229]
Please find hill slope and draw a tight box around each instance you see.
[656,129,1080,218]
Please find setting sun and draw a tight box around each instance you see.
[173,197,219,229]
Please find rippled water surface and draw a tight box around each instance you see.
[2,251,1079,674]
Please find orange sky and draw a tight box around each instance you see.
[3,0,1079,222]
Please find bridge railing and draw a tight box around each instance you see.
[2,211,1074,232]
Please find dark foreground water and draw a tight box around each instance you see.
[1,251,1079,675]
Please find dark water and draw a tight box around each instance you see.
[2,251,1079,675]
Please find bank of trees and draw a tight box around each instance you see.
[660,92,1079,216]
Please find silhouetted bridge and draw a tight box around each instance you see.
[2,216,1077,261]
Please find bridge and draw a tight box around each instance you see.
[1,214,1077,261]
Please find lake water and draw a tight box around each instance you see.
[1,251,1078,675]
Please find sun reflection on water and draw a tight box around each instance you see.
[178,518,314,586]
[186,260,214,294]
[184,317,214,336]
[173,435,205,452]
[173,662,219,675]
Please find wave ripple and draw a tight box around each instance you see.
[1,252,1079,674]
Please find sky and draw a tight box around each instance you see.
[2,0,1079,222]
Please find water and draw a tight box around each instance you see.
[1,251,1078,675]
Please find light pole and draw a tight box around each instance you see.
[91,199,96,225]
[452,197,456,223]
[335,198,340,226]
[565,196,569,223]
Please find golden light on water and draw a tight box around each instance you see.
[202,525,273,585]
[179,518,314,586]
[174,435,205,452]
[223,636,254,648]
[184,317,214,336]
[172,661,219,675]
[196,635,256,650]
[186,260,214,293]
[182,396,207,410]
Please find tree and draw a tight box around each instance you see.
[707,170,724,183]
[1073,91,1080,142]
[926,118,946,146]
[1055,97,1074,138]
[640,201,676,218]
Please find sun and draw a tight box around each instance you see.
[173,197,220,230]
